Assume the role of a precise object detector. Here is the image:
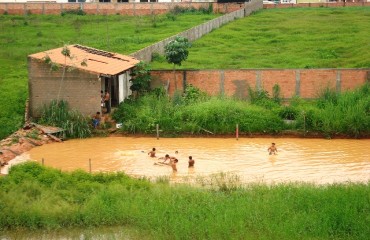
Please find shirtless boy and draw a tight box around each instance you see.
[148,148,156,157]
[188,156,195,168]
[156,154,171,165]
[171,158,179,172]
[268,143,278,155]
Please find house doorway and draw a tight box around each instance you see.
[101,72,132,110]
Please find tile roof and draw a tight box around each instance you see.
[29,44,140,76]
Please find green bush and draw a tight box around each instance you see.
[293,84,369,137]
[113,93,284,135]
[38,100,91,139]
[279,106,299,120]
[61,9,86,17]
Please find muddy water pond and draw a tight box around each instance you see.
[15,137,369,185]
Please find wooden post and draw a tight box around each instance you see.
[42,158,44,166]
[89,158,92,173]
[236,124,239,140]
[303,111,306,136]
[156,124,159,140]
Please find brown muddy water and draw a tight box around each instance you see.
[6,137,370,185]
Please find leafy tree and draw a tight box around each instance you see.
[130,61,151,98]
[164,36,191,89]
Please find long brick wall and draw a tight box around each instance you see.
[0,2,248,15]
[150,69,369,99]
[263,2,370,9]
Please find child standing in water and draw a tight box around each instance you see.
[171,158,179,172]
[188,156,195,168]
[268,143,278,155]
[148,148,156,157]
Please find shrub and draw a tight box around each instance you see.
[61,9,86,17]
[279,106,299,120]
[38,100,91,139]
[183,84,208,105]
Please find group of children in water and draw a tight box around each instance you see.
[146,143,277,172]
[148,148,194,172]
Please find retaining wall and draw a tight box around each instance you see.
[150,69,369,99]
[130,1,262,62]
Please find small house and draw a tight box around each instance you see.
[28,44,140,118]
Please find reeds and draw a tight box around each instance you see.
[295,83,370,138]
[0,162,368,239]
[114,83,369,138]
[38,100,91,139]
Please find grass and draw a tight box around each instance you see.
[0,12,219,140]
[151,7,370,69]
[0,162,369,239]
[1,7,369,140]
[38,100,92,139]
[113,83,369,138]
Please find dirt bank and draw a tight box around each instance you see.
[0,124,62,169]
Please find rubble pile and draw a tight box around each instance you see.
[0,123,63,168]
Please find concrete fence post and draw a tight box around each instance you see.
[295,70,301,96]
[336,70,341,94]
[256,70,262,91]
[183,71,187,90]
[220,70,225,95]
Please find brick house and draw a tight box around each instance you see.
[28,44,140,118]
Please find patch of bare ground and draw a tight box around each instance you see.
[0,123,63,168]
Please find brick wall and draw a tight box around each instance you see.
[0,2,248,15]
[263,2,370,9]
[28,57,101,118]
[151,69,369,99]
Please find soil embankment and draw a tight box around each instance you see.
[0,124,63,174]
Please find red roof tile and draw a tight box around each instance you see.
[29,44,140,76]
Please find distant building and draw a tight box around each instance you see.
[28,44,139,118]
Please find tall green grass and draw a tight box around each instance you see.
[152,7,370,69]
[113,91,284,136]
[113,83,369,138]
[294,83,370,138]
[0,12,219,140]
[0,162,369,239]
[38,100,91,139]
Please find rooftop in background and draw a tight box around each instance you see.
[28,44,140,76]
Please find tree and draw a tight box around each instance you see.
[130,61,151,98]
[164,36,191,90]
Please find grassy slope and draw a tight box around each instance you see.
[1,8,369,139]
[152,7,370,69]
[0,13,217,139]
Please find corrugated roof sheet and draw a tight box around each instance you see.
[29,44,140,76]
